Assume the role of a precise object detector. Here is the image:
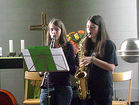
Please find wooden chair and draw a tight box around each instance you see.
[23,71,43,105]
[112,71,132,105]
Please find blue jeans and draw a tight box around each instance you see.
[40,86,73,105]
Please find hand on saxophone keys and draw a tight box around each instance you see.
[80,56,96,66]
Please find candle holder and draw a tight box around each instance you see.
[7,52,16,57]
[19,53,23,57]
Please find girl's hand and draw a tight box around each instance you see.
[80,56,93,66]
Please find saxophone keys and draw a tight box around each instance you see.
[76,81,80,84]
[78,88,82,92]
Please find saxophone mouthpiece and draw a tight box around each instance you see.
[86,33,91,38]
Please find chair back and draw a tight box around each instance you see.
[112,71,132,105]
[113,71,132,82]
[25,71,42,80]
[24,71,42,100]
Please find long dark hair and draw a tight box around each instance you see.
[45,18,67,48]
[84,15,109,58]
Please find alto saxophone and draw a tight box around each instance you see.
[75,35,89,100]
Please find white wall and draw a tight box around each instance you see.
[0,0,61,56]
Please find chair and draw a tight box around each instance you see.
[23,71,43,105]
[112,71,132,105]
[0,89,18,105]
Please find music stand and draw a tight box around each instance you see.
[21,46,69,105]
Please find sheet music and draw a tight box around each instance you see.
[21,49,36,71]
[22,47,69,72]
[50,47,69,71]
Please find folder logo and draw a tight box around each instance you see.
[22,46,57,72]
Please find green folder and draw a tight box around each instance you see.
[28,46,57,72]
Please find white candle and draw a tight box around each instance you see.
[0,47,2,56]
[9,40,13,53]
[21,40,25,50]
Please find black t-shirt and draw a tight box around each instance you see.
[87,40,118,98]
